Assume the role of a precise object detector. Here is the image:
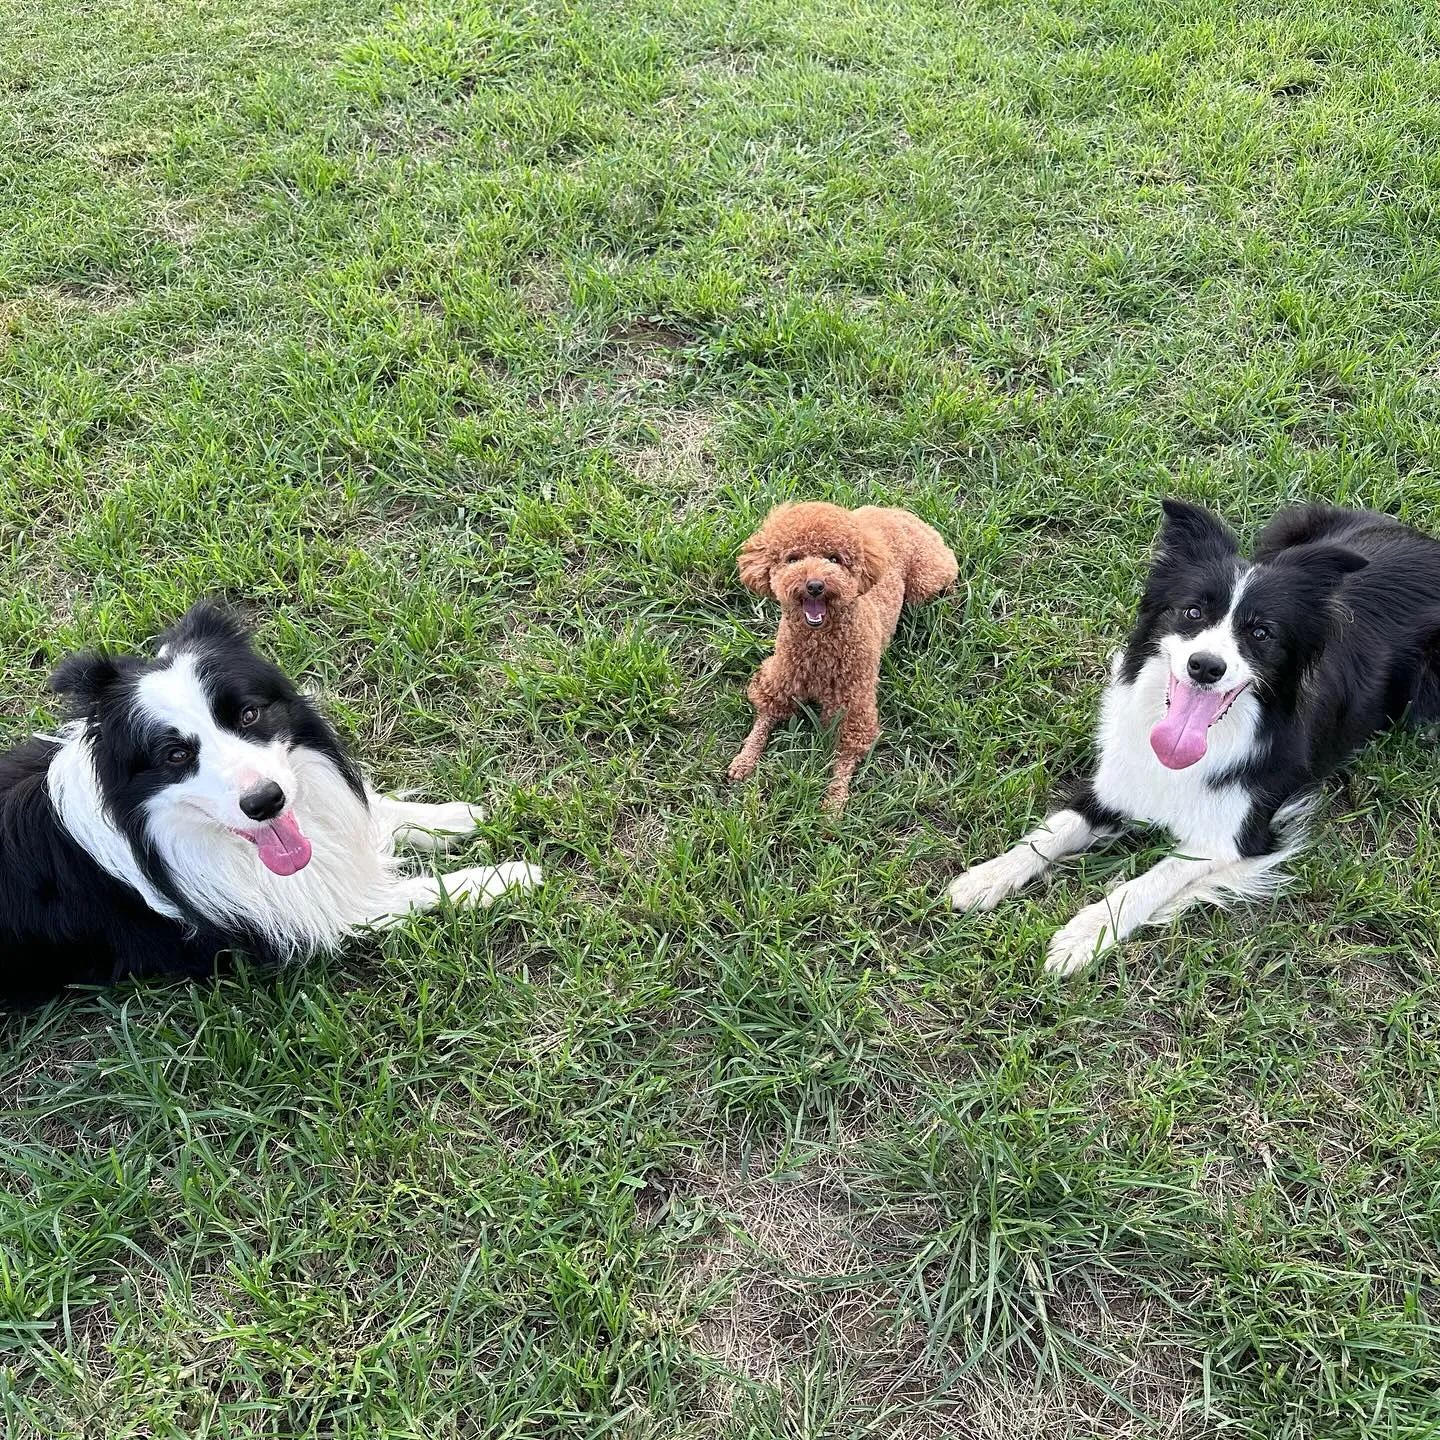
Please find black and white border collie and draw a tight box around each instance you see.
[1,602,540,1006]
[947,500,1440,975]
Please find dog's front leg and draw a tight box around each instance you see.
[728,661,793,784]
[727,713,781,783]
[822,702,879,811]
[1043,854,1226,976]
[371,794,485,851]
[367,863,543,929]
[947,807,1111,912]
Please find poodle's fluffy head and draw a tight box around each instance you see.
[737,502,891,629]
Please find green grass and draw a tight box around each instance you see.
[2,0,1440,1433]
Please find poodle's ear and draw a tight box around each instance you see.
[50,651,127,715]
[854,525,894,594]
[737,533,772,595]
[738,506,791,596]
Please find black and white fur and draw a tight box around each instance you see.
[947,501,1440,975]
[0,602,540,1006]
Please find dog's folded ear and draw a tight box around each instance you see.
[155,600,250,656]
[1159,498,1240,560]
[739,507,794,595]
[856,527,894,594]
[1271,543,1368,587]
[50,652,127,713]
[737,534,773,595]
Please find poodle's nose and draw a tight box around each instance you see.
[239,780,287,822]
[805,578,826,597]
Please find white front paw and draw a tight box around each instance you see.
[489,860,543,894]
[390,801,486,852]
[440,861,543,908]
[1044,903,1118,976]
[947,854,1029,913]
[422,801,485,836]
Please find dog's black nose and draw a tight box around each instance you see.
[1187,652,1227,686]
[805,578,825,597]
[239,780,287,822]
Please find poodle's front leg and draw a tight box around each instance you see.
[728,714,780,782]
[370,794,484,852]
[728,660,794,784]
[824,703,879,811]
[366,863,543,929]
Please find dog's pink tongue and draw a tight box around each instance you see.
[1150,680,1229,770]
[802,597,827,624]
[254,811,312,876]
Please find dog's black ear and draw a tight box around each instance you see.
[1159,499,1240,561]
[50,652,126,713]
[1271,543,1368,588]
[156,600,250,656]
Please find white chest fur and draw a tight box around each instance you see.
[1091,653,1261,860]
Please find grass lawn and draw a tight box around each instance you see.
[3,0,1440,1433]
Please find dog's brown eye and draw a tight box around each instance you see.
[239,705,261,728]
[165,744,195,767]
[1183,605,1203,621]
[826,553,842,565]
[785,552,800,563]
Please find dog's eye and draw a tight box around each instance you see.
[239,705,262,728]
[1182,605,1203,621]
[785,552,801,563]
[164,744,195,767]
[826,553,842,565]
[1249,625,1269,642]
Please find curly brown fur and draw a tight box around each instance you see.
[728,501,958,809]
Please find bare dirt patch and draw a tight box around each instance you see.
[669,1138,1201,1436]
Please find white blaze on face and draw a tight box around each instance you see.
[1151,567,1259,770]
[135,653,311,874]
[1159,567,1257,691]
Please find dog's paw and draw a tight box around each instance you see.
[388,800,486,851]
[726,755,757,783]
[440,861,543,907]
[1043,903,1117,977]
[946,852,1030,913]
[423,801,485,836]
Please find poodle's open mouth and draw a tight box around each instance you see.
[801,596,827,627]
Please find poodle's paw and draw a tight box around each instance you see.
[1043,903,1117,977]
[440,861,543,908]
[821,783,850,813]
[946,851,1033,913]
[727,753,758,784]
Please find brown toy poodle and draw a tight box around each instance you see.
[727,500,958,810]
